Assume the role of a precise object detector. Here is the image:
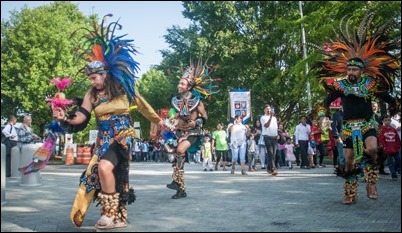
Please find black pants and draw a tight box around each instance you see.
[5,141,18,177]
[298,140,309,167]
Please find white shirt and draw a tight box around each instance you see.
[228,123,248,147]
[2,124,18,141]
[294,123,311,143]
[260,114,278,137]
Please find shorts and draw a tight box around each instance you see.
[100,142,123,166]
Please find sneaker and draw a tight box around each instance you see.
[391,175,398,181]
[166,181,179,190]
[209,169,214,171]
[203,168,207,172]
[172,191,187,199]
[319,163,326,168]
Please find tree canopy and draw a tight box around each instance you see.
[151,1,401,132]
[1,1,91,135]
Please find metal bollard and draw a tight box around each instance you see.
[1,143,7,205]
[10,146,21,178]
[20,144,41,187]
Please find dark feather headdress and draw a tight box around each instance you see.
[73,14,139,103]
[314,9,400,93]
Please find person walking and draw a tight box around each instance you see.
[201,134,214,171]
[228,115,249,175]
[294,116,311,169]
[212,123,229,171]
[260,104,279,175]
[284,137,296,169]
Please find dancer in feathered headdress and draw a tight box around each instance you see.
[312,9,400,205]
[165,58,220,199]
[54,14,164,229]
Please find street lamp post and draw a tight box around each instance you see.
[299,1,312,112]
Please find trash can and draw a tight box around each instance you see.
[20,144,41,187]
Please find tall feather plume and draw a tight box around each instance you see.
[72,14,139,102]
[181,57,221,98]
[312,8,400,93]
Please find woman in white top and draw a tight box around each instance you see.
[228,115,249,175]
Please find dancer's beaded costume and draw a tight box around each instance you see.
[165,60,220,199]
[67,15,161,227]
[312,9,400,203]
[70,93,160,227]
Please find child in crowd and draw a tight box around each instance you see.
[248,134,258,171]
[284,137,296,169]
[378,115,401,180]
[201,134,214,171]
[307,140,316,168]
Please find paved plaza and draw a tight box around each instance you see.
[1,162,401,232]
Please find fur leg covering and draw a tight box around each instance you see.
[343,179,358,205]
[363,164,379,185]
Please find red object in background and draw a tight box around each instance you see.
[159,108,169,119]
[330,97,342,109]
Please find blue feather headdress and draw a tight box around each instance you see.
[73,14,139,102]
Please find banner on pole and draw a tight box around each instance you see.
[228,89,251,124]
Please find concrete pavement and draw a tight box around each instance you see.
[1,162,400,232]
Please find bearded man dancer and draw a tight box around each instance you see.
[314,10,399,205]
[165,60,219,199]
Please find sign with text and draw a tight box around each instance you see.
[229,89,251,124]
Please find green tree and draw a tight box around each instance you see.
[1,1,91,134]
[132,68,175,139]
[157,1,400,131]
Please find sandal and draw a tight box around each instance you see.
[95,215,127,229]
